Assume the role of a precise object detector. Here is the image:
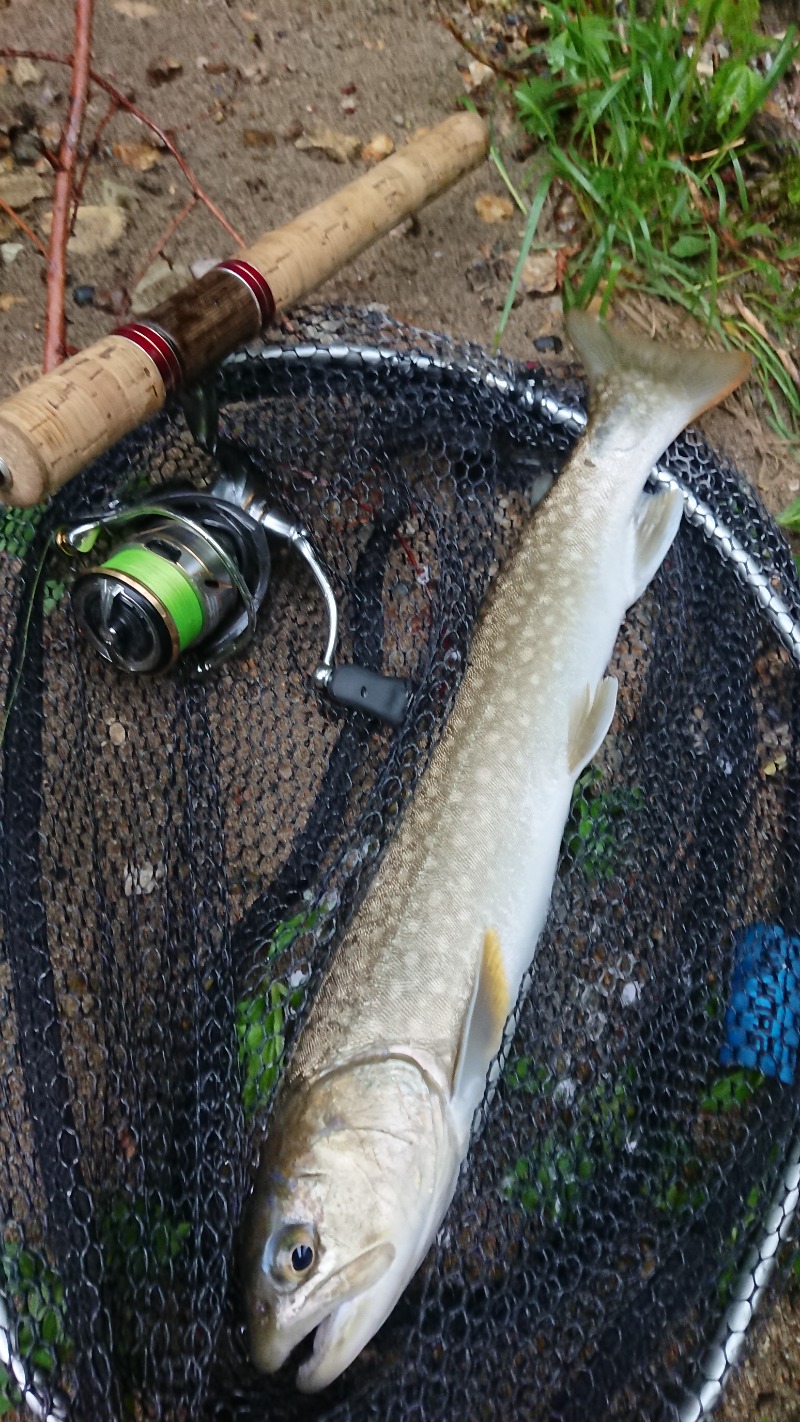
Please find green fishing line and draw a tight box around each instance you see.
[103,549,204,650]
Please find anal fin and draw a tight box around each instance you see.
[568,676,618,775]
[451,928,510,1108]
[630,485,684,603]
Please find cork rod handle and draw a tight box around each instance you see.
[0,111,488,508]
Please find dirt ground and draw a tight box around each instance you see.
[0,0,799,1418]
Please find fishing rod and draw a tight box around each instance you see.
[0,111,488,510]
[0,112,487,721]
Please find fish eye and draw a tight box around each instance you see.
[269,1224,319,1287]
[291,1243,314,1273]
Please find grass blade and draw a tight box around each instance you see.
[493,169,554,350]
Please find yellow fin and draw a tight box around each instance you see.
[451,927,510,1106]
[567,676,618,776]
[480,928,509,1043]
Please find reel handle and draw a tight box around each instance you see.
[325,664,410,727]
[0,112,488,509]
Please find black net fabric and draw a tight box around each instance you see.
[1,308,799,1422]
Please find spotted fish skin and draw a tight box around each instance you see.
[240,311,750,1392]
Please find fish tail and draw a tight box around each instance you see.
[565,307,751,435]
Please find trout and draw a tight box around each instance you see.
[240,311,750,1390]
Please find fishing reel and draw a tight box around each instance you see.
[56,469,410,726]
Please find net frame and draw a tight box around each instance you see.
[0,309,798,1422]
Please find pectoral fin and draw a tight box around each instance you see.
[567,676,618,775]
[630,485,684,604]
[452,928,510,1108]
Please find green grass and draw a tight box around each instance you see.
[775,497,800,575]
[235,903,323,1116]
[0,1234,71,1413]
[503,1055,768,1225]
[562,764,645,881]
[698,1066,765,1113]
[0,504,66,613]
[97,1194,192,1418]
[502,1061,637,1222]
[498,0,800,438]
[0,506,41,560]
[99,1195,191,1288]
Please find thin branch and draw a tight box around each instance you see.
[90,74,246,246]
[72,93,120,213]
[0,46,246,248]
[439,15,523,82]
[0,196,48,257]
[43,0,95,371]
[122,193,198,315]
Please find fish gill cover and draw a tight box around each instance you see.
[0,307,798,1420]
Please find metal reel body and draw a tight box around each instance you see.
[71,490,272,675]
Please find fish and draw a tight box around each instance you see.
[239,310,750,1391]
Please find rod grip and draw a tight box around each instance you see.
[0,111,488,508]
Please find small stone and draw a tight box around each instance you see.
[72,284,96,308]
[11,131,42,164]
[533,334,563,354]
[0,170,49,209]
[475,192,514,224]
[12,58,43,87]
[361,132,394,163]
[109,721,126,745]
[242,127,277,148]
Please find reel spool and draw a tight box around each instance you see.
[58,471,410,725]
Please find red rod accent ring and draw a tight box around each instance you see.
[113,322,183,395]
[217,259,276,332]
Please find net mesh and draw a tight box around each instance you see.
[1,307,799,1422]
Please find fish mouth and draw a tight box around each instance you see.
[248,1303,342,1384]
[247,1241,397,1386]
[295,1293,386,1393]
[295,1306,344,1392]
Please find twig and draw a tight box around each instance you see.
[122,194,198,314]
[640,132,747,163]
[0,197,48,257]
[0,46,246,248]
[43,0,95,371]
[72,93,120,212]
[88,72,246,246]
[439,16,526,82]
[686,136,747,163]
